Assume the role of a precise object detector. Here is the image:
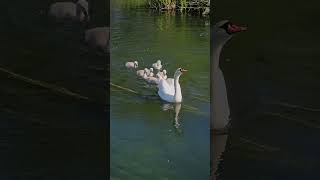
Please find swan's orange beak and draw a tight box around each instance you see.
[228,23,247,34]
[181,69,188,73]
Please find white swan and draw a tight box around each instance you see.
[152,60,162,71]
[48,0,89,22]
[157,68,187,103]
[211,20,246,130]
[125,61,138,69]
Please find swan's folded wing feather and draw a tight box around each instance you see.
[158,78,174,96]
[166,78,174,86]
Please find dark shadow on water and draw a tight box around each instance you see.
[0,0,109,179]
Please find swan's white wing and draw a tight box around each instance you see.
[158,78,174,96]
[157,78,175,102]
[166,78,174,87]
[212,68,230,129]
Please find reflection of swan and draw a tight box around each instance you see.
[158,68,187,103]
[174,103,182,129]
[162,103,182,130]
[211,20,247,130]
[211,134,228,180]
[211,20,247,180]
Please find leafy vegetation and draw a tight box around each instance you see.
[113,0,210,15]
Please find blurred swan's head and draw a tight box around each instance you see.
[213,20,247,46]
[174,68,187,78]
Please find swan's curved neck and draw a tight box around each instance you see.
[211,39,231,130]
[212,44,223,73]
[174,75,182,102]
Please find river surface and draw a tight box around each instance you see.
[212,0,320,179]
[110,2,210,179]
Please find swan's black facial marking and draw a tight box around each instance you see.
[178,68,187,73]
[220,21,232,35]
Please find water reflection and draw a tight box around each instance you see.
[211,134,228,180]
[162,103,182,133]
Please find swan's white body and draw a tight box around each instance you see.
[157,68,186,103]
[152,60,162,71]
[125,61,138,69]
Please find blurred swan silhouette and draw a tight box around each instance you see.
[48,0,89,22]
[211,20,247,180]
[85,27,109,52]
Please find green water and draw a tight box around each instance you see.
[110,3,210,180]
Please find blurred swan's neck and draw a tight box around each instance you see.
[212,44,223,73]
[174,75,182,102]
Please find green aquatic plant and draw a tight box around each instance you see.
[112,0,147,8]
[112,0,209,14]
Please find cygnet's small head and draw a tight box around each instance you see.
[150,68,153,72]
[134,61,138,68]
[174,68,187,78]
[157,60,161,65]
[163,69,167,75]
[213,20,247,46]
